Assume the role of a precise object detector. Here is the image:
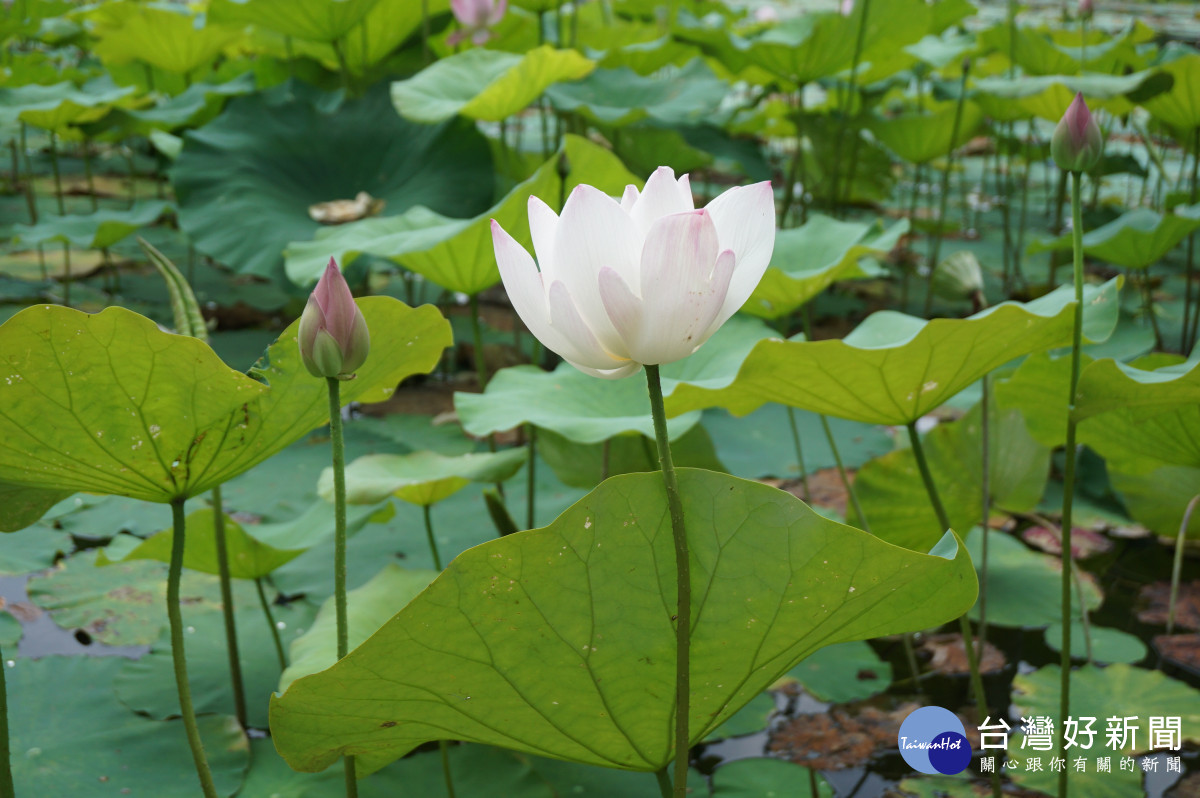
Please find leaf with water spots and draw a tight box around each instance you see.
[269,469,976,775]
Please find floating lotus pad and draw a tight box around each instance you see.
[867,101,984,165]
[270,469,977,774]
[172,83,494,279]
[391,45,595,124]
[664,278,1121,426]
[545,59,729,127]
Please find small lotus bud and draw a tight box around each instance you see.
[1078,0,1094,19]
[1051,93,1104,173]
[298,257,370,379]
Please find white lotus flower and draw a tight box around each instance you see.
[490,167,775,379]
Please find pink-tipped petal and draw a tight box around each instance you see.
[316,257,359,350]
[527,196,559,278]
[547,280,631,370]
[628,166,695,237]
[704,181,775,322]
[552,184,642,351]
[634,210,727,364]
[1066,92,1090,146]
[487,0,508,25]
[450,0,476,24]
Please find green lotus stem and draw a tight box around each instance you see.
[1055,169,1086,798]
[255,577,287,672]
[18,122,30,179]
[820,415,868,533]
[331,37,352,93]
[325,378,358,798]
[644,364,691,798]
[779,86,806,227]
[978,375,991,658]
[1181,128,1199,352]
[525,424,537,529]
[439,741,457,798]
[829,0,870,216]
[999,123,1016,292]
[47,130,64,215]
[1139,271,1162,350]
[82,137,98,212]
[785,406,810,500]
[1013,119,1035,291]
[422,504,443,571]
[654,768,672,798]
[0,644,11,798]
[922,62,969,315]
[906,422,999,798]
[1047,170,1068,289]
[1168,495,1200,635]
[210,485,247,729]
[169,498,220,798]
[901,634,923,693]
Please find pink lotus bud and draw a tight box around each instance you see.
[1051,93,1104,173]
[298,257,370,379]
[1078,0,1094,19]
[449,0,508,47]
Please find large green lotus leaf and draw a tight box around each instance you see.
[1142,54,1200,133]
[324,448,528,507]
[1074,350,1200,422]
[537,424,725,489]
[0,299,448,503]
[1027,206,1200,270]
[665,278,1122,425]
[207,0,381,41]
[971,71,1158,123]
[92,6,243,74]
[456,315,775,444]
[280,564,438,693]
[1007,664,1200,798]
[1109,465,1200,540]
[97,508,300,579]
[391,46,594,123]
[964,530,1100,628]
[114,595,316,729]
[241,738,558,797]
[978,22,1147,78]
[867,101,983,165]
[284,134,639,293]
[0,77,136,131]
[0,483,72,533]
[172,84,493,279]
[9,657,247,796]
[743,0,932,84]
[993,351,1087,448]
[269,469,977,775]
[545,59,729,127]
[0,305,266,502]
[745,215,907,320]
[11,200,172,250]
[852,404,1050,551]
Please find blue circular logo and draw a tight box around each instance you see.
[898,706,972,775]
